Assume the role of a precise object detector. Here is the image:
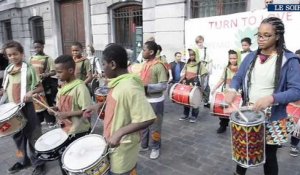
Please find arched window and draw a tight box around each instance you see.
[113,5,142,49]
[30,16,45,42]
[191,0,247,18]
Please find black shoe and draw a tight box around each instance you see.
[32,164,46,175]
[204,103,210,108]
[8,162,30,174]
[217,126,226,133]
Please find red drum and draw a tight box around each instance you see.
[211,92,243,118]
[94,86,109,120]
[286,102,300,124]
[169,83,202,108]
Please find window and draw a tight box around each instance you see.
[113,5,142,50]
[2,20,13,41]
[191,0,247,18]
[30,16,45,42]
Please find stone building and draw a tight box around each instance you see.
[0,0,298,61]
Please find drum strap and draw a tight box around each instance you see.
[2,62,27,103]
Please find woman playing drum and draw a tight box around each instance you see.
[225,17,300,175]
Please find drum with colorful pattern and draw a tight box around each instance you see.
[230,109,265,168]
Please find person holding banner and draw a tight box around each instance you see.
[211,50,238,133]
[194,35,212,108]
[225,17,300,175]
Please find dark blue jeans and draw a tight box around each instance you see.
[184,106,199,118]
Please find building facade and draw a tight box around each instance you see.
[0,0,298,61]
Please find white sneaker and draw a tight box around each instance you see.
[150,149,160,159]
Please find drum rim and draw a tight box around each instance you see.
[0,116,27,138]
[230,110,265,125]
[169,83,178,101]
[94,86,109,96]
[35,128,69,152]
[190,86,201,107]
[0,102,22,122]
[62,134,108,172]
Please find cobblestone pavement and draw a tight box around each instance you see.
[0,99,299,175]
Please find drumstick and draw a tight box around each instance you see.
[32,96,72,125]
[231,103,249,122]
[32,96,57,114]
[90,100,107,134]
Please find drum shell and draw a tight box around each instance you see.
[286,102,300,124]
[230,110,266,168]
[169,83,202,108]
[211,92,243,118]
[0,103,27,138]
[35,139,71,161]
[35,128,70,161]
[62,134,110,175]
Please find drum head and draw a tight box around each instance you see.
[35,128,68,152]
[94,86,109,96]
[91,79,100,95]
[190,86,202,107]
[62,134,107,171]
[231,109,265,125]
[0,102,20,122]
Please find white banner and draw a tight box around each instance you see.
[185,9,300,91]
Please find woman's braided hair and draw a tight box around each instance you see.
[245,17,286,103]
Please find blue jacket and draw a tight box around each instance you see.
[231,50,300,121]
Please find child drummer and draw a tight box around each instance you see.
[211,50,239,133]
[0,41,46,175]
[48,55,92,175]
[178,48,207,123]
[84,44,156,175]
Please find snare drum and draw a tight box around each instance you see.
[94,87,109,119]
[35,128,69,161]
[286,102,300,124]
[169,83,202,107]
[0,102,27,138]
[230,110,265,168]
[211,92,243,118]
[62,134,110,175]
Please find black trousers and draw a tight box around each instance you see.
[13,102,45,167]
[291,135,300,147]
[236,144,279,175]
[37,110,56,124]
[219,118,229,127]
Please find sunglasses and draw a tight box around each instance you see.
[265,1,273,4]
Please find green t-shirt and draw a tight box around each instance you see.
[56,79,92,135]
[74,59,91,81]
[140,60,168,98]
[30,54,55,75]
[104,73,156,173]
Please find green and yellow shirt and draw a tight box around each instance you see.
[56,79,92,135]
[104,73,156,173]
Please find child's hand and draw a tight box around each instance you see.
[48,106,58,116]
[24,91,33,102]
[55,112,69,119]
[107,132,122,148]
